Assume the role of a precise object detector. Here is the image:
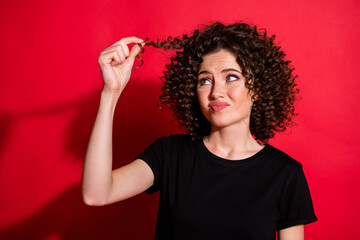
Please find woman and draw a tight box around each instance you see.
[82,22,317,239]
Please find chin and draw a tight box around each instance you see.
[206,115,250,130]
[207,118,234,129]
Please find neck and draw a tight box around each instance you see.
[203,122,264,160]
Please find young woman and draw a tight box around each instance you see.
[82,22,317,239]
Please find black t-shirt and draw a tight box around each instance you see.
[137,134,317,240]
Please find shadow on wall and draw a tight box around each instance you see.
[0,78,180,239]
[0,184,159,239]
[64,79,181,166]
[0,113,14,159]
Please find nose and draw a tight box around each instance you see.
[209,80,225,100]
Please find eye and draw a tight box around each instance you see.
[198,78,211,85]
[226,75,239,82]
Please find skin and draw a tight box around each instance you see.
[197,49,263,159]
[81,38,305,239]
[82,37,154,205]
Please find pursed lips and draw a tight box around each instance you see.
[209,101,230,112]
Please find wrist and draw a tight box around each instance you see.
[100,90,121,112]
[101,88,121,100]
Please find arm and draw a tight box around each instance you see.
[278,224,304,240]
[81,37,154,206]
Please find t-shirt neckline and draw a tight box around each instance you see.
[199,139,270,165]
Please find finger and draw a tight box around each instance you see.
[105,37,143,55]
[122,36,144,45]
[119,40,130,58]
[110,51,122,66]
[107,37,143,50]
[128,43,142,59]
[122,44,142,69]
[102,44,127,62]
[99,50,121,66]
[103,41,121,52]
[115,47,126,62]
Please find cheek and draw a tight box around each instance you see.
[196,89,208,106]
[196,90,210,118]
[229,87,253,106]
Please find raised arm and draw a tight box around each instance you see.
[82,37,154,206]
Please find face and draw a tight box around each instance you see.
[196,49,253,130]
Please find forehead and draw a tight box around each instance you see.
[199,49,240,71]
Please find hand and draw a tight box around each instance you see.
[98,37,144,95]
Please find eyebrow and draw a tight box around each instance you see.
[197,68,242,76]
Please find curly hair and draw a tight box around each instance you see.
[139,22,298,143]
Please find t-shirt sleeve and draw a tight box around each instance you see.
[136,137,166,195]
[277,165,317,230]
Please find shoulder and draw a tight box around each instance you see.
[156,134,194,145]
[264,144,303,172]
[147,134,195,153]
[164,134,193,141]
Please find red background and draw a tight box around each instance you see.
[0,0,359,239]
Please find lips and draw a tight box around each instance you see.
[209,101,230,112]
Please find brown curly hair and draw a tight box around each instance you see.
[139,22,298,143]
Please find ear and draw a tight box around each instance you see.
[252,93,260,101]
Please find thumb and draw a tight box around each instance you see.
[126,43,143,68]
